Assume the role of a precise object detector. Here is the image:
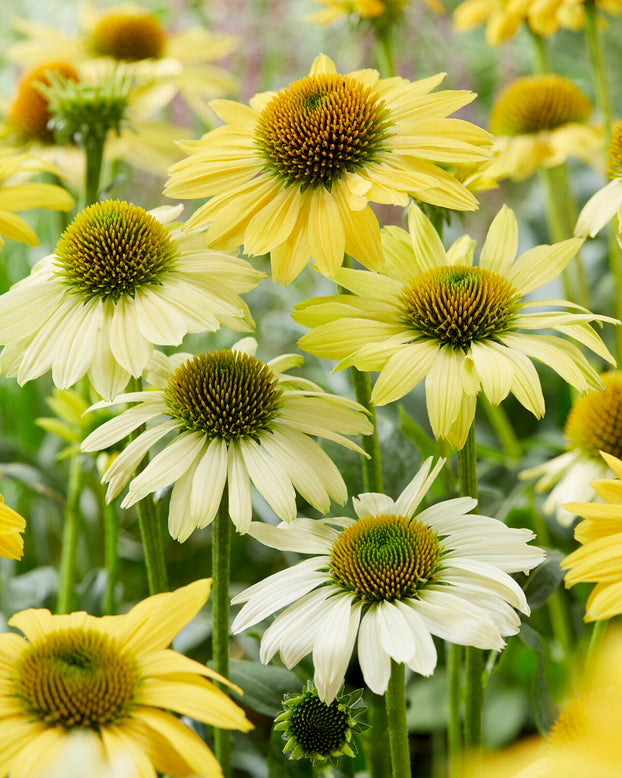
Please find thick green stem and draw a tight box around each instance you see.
[538,165,588,308]
[84,134,106,206]
[529,29,549,74]
[456,425,483,753]
[56,454,83,614]
[480,397,522,462]
[103,499,118,615]
[586,619,608,670]
[212,492,232,777]
[385,660,411,778]
[136,494,168,595]
[584,0,613,143]
[374,27,396,78]
[447,643,463,778]
[350,368,384,493]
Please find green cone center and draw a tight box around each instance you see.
[163,350,283,440]
[565,372,622,460]
[290,693,349,757]
[54,200,178,302]
[255,72,393,190]
[13,628,140,729]
[402,265,519,350]
[330,513,440,601]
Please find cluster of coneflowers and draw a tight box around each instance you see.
[1,2,622,778]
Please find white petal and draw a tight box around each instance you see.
[227,443,252,533]
[478,205,518,275]
[239,437,297,521]
[50,298,102,388]
[416,497,478,532]
[313,594,362,703]
[376,599,417,662]
[167,463,198,542]
[247,517,337,554]
[110,298,153,376]
[407,203,447,272]
[82,403,168,451]
[190,438,229,529]
[394,457,446,518]
[357,606,392,695]
[353,492,396,519]
[393,600,437,676]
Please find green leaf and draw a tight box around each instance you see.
[518,622,545,654]
[228,659,302,718]
[531,657,559,735]
[523,550,565,610]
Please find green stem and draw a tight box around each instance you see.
[212,492,232,777]
[385,660,410,778]
[447,643,463,778]
[84,133,106,206]
[103,499,118,615]
[538,165,588,307]
[586,618,608,669]
[136,495,168,595]
[584,0,613,143]
[56,453,83,614]
[456,425,483,753]
[479,397,521,462]
[350,368,384,493]
[127,378,168,596]
[529,29,549,74]
[373,27,397,78]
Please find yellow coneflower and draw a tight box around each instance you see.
[0,495,26,560]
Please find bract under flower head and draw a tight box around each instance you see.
[81,338,372,539]
[294,203,615,449]
[165,53,491,285]
[0,201,264,400]
[0,580,252,778]
[232,458,544,703]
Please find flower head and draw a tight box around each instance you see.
[232,458,544,703]
[81,338,372,540]
[561,451,622,621]
[0,200,264,400]
[275,681,366,764]
[294,203,614,449]
[487,75,602,181]
[0,496,27,560]
[0,149,74,247]
[165,53,491,285]
[453,0,531,46]
[8,6,238,125]
[575,121,622,245]
[0,579,252,777]
[520,372,622,526]
[307,0,442,29]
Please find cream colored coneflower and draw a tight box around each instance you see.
[0,149,74,247]
[0,200,264,400]
[561,452,622,621]
[520,372,622,526]
[487,75,602,181]
[232,458,544,704]
[293,203,615,450]
[8,3,238,125]
[165,53,491,285]
[0,495,26,560]
[575,121,622,245]
[453,0,531,46]
[81,338,372,540]
[0,579,252,778]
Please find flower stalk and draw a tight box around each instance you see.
[385,660,411,778]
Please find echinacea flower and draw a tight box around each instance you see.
[293,203,615,449]
[0,199,264,400]
[33,732,135,778]
[274,682,366,764]
[0,579,252,778]
[0,495,26,560]
[520,371,622,527]
[8,4,238,125]
[165,53,491,285]
[528,0,622,36]
[561,451,622,621]
[81,338,372,540]
[453,0,531,45]
[0,148,73,247]
[487,75,602,181]
[231,458,544,703]
[575,121,622,245]
[307,0,442,28]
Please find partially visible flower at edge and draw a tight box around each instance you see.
[0,495,27,560]
[307,0,443,29]
[165,53,491,285]
[487,74,603,182]
[575,120,622,245]
[0,199,265,400]
[561,451,622,621]
[81,337,373,540]
[519,371,622,527]
[0,579,252,778]
[293,203,615,450]
[232,457,544,703]
[0,149,74,247]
